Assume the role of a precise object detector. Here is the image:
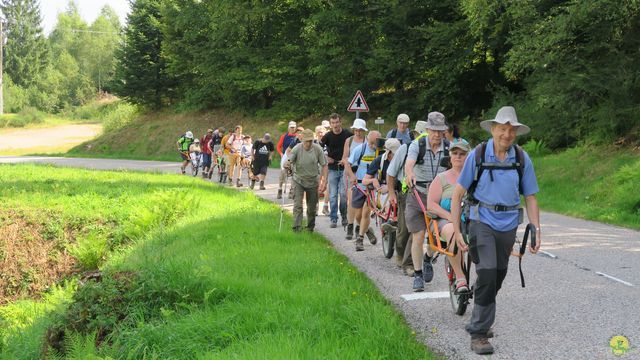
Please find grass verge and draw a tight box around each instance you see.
[532,144,640,229]
[0,164,435,359]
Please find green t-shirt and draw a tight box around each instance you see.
[289,143,327,187]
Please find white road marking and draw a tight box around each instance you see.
[595,272,634,287]
[401,291,450,301]
[539,250,557,259]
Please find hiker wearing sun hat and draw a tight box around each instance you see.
[449,106,541,355]
[342,118,368,240]
[286,129,328,232]
[404,111,450,292]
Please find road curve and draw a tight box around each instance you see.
[1,156,637,359]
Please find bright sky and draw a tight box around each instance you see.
[40,0,131,34]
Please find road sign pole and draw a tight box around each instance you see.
[356,111,359,119]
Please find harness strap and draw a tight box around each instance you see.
[477,201,520,212]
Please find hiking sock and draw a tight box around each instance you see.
[414,270,423,278]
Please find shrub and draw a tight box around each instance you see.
[102,103,139,133]
[522,139,551,157]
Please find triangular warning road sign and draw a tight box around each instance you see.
[347,90,369,112]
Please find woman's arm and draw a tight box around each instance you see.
[426,175,450,221]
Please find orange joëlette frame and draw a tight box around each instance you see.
[410,187,455,257]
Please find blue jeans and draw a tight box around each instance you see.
[328,169,347,223]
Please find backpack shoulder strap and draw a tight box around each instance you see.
[356,142,367,165]
[443,139,450,156]
[514,144,525,194]
[391,128,398,139]
[417,136,427,164]
[468,142,488,200]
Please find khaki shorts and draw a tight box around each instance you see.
[405,190,429,233]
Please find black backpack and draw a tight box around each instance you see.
[390,128,415,144]
[467,141,526,202]
[416,137,450,166]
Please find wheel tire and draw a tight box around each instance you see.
[446,257,469,316]
[382,229,395,259]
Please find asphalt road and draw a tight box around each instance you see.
[2,156,638,359]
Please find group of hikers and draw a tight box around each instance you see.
[177,106,542,355]
[177,125,277,189]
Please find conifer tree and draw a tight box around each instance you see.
[0,0,48,87]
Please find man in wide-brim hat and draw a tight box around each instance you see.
[450,106,541,355]
[286,129,328,232]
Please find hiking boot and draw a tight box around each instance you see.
[341,218,348,227]
[330,220,337,228]
[422,254,434,283]
[277,189,283,199]
[412,274,424,292]
[486,329,494,338]
[365,228,377,245]
[236,181,243,187]
[288,190,294,199]
[355,236,364,251]
[322,204,329,216]
[249,180,256,189]
[259,181,266,190]
[403,266,415,277]
[394,255,403,267]
[470,337,494,355]
[292,226,302,233]
[346,224,354,240]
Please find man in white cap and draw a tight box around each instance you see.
[177,130,195,174]
[404,111,450,292]
[276,121,299,199]
[385,120,428,275]
[286,129,328,232]
[386,113,414,145]
[450,106,541,355]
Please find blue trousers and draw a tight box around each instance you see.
[328,169,347,223]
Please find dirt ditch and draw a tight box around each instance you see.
[0,210,77,304]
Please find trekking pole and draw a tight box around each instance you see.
[279,170,288,232]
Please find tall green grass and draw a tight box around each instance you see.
[0,165,435,359]
[532,144,640,228]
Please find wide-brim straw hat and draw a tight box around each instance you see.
[480,106,531,135]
